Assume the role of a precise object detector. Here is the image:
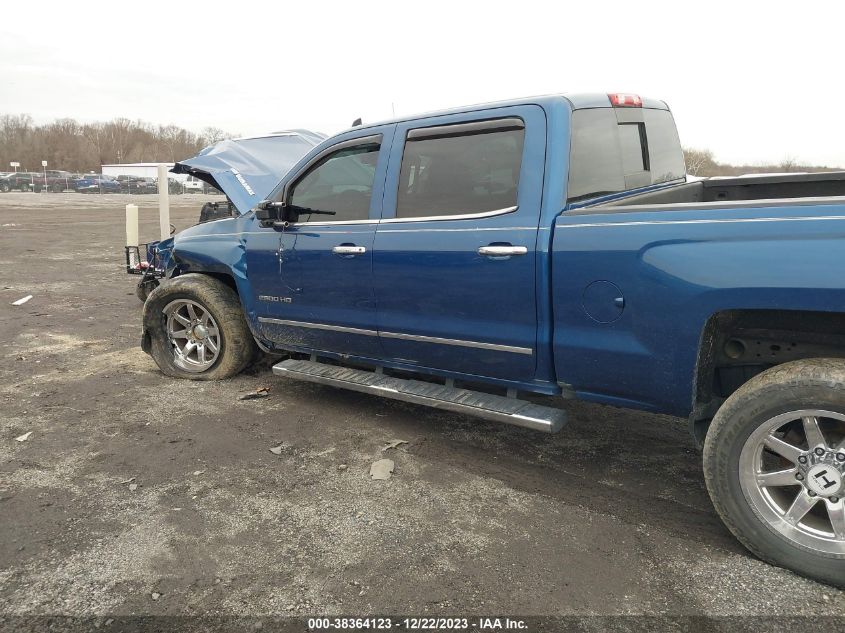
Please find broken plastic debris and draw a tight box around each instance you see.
[269,444,284,455]
[369,458,394,480]
[12,295,32,306]
[128,483,138,491]
[238,388,270,401]
[381,439,408,452]
[151,592,161,601]
[119,477,136,485]
[192,470,205,476]
[14,431,32,442]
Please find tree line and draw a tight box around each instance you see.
[0,114,237,173]
[683,147,838,177]
[1,113,838,178]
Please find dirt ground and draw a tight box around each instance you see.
[1,193,843,627]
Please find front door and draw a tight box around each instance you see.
[372,106,545,381]
[256,129,393,359]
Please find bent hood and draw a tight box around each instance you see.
[171,129,325,214]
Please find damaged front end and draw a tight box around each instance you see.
[129,129,324,303]
[170,129,326,217]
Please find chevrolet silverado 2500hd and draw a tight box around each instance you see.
[141,93,845,587]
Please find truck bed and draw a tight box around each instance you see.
[552,170,845,417]
[593,171,845,209]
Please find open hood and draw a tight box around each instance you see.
[171,129,325,214]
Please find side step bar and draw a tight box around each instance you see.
[272,358,567,433]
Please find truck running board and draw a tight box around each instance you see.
[272,358,567,433]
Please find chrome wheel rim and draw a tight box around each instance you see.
[740,409,845,555]
[162,299,221,373]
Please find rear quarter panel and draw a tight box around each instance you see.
[552,202,845,416]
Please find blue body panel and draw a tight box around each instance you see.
[158,92,845,418]
[373,104,545,381]
[552,204,845,415]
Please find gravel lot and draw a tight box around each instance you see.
[0,193,843,627]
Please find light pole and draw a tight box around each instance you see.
[41,160,48,193]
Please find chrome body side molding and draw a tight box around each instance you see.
[258,317,533,355]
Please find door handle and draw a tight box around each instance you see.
[332,245,366,255]
[478,245,528,257]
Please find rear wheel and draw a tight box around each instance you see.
[0,182,9,193]
[142,274,258,380]
[704,359,845,587]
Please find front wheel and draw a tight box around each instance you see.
[142,274,258,380]
[704,359,845,588]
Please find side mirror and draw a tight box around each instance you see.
[255,199,283,222]
[255,206,277,221]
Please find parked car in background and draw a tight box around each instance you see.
[0,172,39,192]
[168,178,184,195]
[74,174,121,193]
[116,175,155,194]
[183,175,207,194]
[33,170,77,192]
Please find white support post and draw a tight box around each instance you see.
[125,204,139,247]
[157,164,171,241]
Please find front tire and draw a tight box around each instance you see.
[142,274,258,380]
[704,359,845,588]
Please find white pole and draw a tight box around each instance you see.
[126,204,139,247]
[157,164,171,241]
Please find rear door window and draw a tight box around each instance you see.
[396,118,525,219]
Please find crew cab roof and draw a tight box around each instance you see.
[345,93,670,134]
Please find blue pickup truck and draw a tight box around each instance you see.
[141,93,845,587]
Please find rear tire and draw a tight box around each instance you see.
[704,359,845,588]
[142,274,258,380]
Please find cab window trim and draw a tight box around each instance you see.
[283,134,383,226]
[392,117,526,223]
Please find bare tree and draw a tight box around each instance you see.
[200,126,235,146]
[683,147,717,176]
[779,155,799,172]
[0,113,235,172]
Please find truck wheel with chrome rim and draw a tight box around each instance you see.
[142,273,258,380]
[704,359,845,587]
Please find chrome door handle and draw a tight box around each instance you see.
[478,245,528,256]
[332,245,366,255]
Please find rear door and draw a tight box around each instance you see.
[372,106,545,381]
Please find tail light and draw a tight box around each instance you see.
[609,93,642,107]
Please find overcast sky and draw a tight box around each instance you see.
[2,0,843,167]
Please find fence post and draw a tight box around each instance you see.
[126,204,139,247]
[157,164,171,241]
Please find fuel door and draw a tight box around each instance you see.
[582,280,625,324]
